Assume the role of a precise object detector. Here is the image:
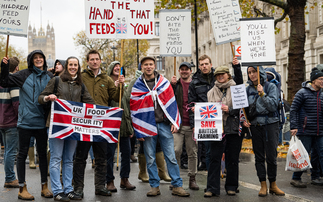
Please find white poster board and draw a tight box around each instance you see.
[206,0,241,45]
[84,0,154,39]
[234,45,241,60]
[194,103,223,141]
[0,0,30,37]
[240,17,276,66]
[159,9,191,57]
[230,84,248,109]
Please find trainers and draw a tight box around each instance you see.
[311,178,323,186]
[74,189,83,198]
[54,193,70,201]
[67,191,82,200]
[290,179,307,188]
[4,179,19,188]
[95,187,112,196]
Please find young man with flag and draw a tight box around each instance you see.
[73,50,124,197]
[130,56,189,197]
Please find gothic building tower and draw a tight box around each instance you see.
[28,23,56,68]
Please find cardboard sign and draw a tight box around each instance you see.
[159,9,191,57]
[206,0,241,45]
[240,17,276,66]
[84,0,154,39]
[0,0,30,37]
[194,103,223,141]
[230,84,248,109]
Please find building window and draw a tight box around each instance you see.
[156,56,163,70]
[155,22,160,36]
[155,12,159,19]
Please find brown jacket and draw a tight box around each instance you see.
[81,68,122,106]
[38,77,95,127]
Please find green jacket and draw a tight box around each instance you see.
[81,67,122,106]
[107,62,133,137]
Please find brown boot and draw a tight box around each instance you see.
[156,151,171,182]
[4,179,19,188]
[269,181,285,196]
[41,182,53,198]
[172,187,190,197]
[138,154,149,182]
[147,187,160,197]
[18,183,34,200]
[120,178,136,190]
[258,181,267,197]
[189,175,199,190]
[106,180,117,192]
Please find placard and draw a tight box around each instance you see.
[84,0,154,39]
[234,45,241,59]
[206,0,241,45]
[230,84,248,109]
[240,17,276,66]
[194,102,223,141]
[159,9,191,57]
[0,0,30,37]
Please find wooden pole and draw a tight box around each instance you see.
[174,57,176,76]
[230,42,235,59]
[242,108,252,136]
[257,66,260,85]
[5,35,9,57]
[116,39,124,171]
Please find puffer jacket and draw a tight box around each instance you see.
[38,77,95,127]
[107,61,133,137]
[0,50,53,129]
[246,66,279,126]
[290,81,323,136]
[81,67,122,107]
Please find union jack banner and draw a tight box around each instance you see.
[130,74,181,138]
[116,23,127,34]
[49,99,123,143]
[199,105,218,120]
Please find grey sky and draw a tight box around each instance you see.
[9,0,85,60]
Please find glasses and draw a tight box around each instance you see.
[317,78,323,81]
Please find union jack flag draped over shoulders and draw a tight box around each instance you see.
[130,74,181,138]
[239,108,247,136]
[49,99,123,143]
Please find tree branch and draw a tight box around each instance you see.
[259,0,288,10]
[253,7,269,17]
[274,11,288,27]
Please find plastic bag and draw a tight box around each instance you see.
[285,136,312,171]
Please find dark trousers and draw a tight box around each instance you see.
[17,128,48,184]
[106,137,131,182]
[130,135,136,155]
[206,140,224,195]
[224,134,243,192]
[251,122,279,182]
[73,141,107,190]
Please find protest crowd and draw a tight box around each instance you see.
[1,48,323,202]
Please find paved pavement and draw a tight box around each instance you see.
[0,150,322,202]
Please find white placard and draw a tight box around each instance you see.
[206,0,241,45]
[159,10,191,57]
[0,0,30,37]
[240,17,276,66]
[230,84,248,109]
[84,0,154,39]
[234,45,241,59]
[194,102,223,141]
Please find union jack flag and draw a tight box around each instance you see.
[130,74,181,138]
[199,105,218,120]
[116,23,127,34]
[49,99,123,143]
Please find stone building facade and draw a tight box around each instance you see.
[28,23,56,68]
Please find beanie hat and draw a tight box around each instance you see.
[310,68,323,82]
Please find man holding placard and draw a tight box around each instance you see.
[171,62,199,190]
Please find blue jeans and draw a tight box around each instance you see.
[1,128,19,182]
[292,135,323,181]
[143,122,182,188]
[106,137,131,182]
[49,138,77,195]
